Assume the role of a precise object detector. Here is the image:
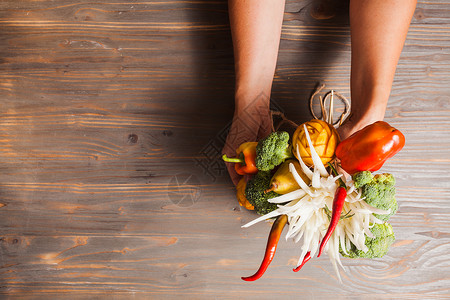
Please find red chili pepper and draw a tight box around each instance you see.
[293,251,311,272]
[242,215,288,281]
[222,142,258,175]
[317,186,347,257]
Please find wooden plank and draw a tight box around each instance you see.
[0,0,449,298]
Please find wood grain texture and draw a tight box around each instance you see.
[0,0,449,298]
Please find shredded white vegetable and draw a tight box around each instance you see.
[296,145,313,179]
[303,124,328,177]
[241,127,391,283]
[268,189,306,204]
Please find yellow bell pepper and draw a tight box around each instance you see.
[236,177,254,210]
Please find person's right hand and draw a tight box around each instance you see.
[222,104,273,186]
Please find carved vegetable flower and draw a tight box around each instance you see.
[292,119,339,166]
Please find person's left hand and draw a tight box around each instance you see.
[222,106,273,186]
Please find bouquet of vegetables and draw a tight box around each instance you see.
[223,116,405,282]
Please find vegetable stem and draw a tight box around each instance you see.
[222,154,245,164]
[327,162,347,189]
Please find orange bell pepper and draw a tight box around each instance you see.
[222,142,258,175]
[335,121,405,174]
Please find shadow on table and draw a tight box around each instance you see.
[182,0,350,184]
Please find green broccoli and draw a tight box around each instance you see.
[352,171,374,189]
[352,171,398,222]
[245,171,279,215]
[255,131,293,171]
[340,223,395,259]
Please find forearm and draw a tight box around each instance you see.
[228,0,286,112]
[349,0,417,128]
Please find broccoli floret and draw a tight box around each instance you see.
[255,131,293,171]
[352,172,398,222]
[352,171,374,189]
[341,223,395,259]
[245,171,279,215]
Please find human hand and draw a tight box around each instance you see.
[337,118,360,141]
[337,115,383,141]
[222,105,273,186]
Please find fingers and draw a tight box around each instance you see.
[337,123,352,141]
[231,169,241,186]
[337,117,362,141]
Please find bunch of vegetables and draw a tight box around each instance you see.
[222,119,405,282]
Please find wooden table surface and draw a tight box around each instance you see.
[0,0,449,299]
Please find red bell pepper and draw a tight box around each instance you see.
[335,121,405,175]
